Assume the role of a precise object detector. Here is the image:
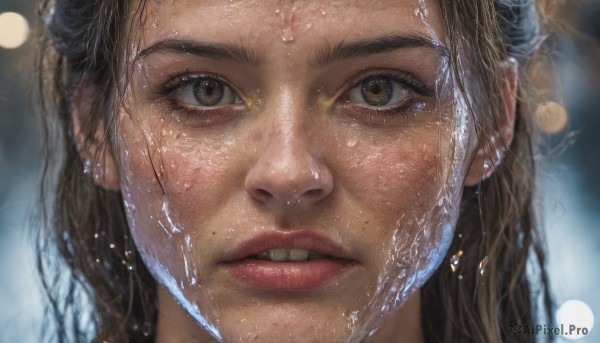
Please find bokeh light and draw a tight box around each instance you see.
[556,300,595,340]
[534,101,569,134]
[0,12,30,49]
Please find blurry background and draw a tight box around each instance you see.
[0,0,598,342]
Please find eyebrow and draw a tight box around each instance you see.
[136,39,261,68]
[135,33,446,69]
[314,33,447,66]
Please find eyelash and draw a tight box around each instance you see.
[156,71,432,122]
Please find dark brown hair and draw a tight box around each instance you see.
[35,0,553,342]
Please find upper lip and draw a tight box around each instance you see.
[221,230,355,262]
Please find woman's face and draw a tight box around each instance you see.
[113,0,474,341]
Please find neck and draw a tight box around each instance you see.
[155,286,424,343]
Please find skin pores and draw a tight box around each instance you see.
[111,1,473,342]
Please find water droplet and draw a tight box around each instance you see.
[478,256,489,276]
[142,322,152,336]
[305,23,313,29]
[458,233,462,239]
[109,243,115,249]
[458,274,463,280]
[280,11,295,43]
[281,27,294,42]
[346,137,357,147]
[483,161,491,169]
[183,182,191,190]
[83,159,92,175]
[413,102,426,111]
[368,327,380,337]
[449,249,463,272]
[93,163,104,182]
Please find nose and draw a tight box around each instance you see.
[244,129,334,208]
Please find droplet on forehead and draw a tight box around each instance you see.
[282,27,294,42]
[280,9,295,43]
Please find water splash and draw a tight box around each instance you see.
[158,200,182,235]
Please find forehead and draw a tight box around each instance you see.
[133,0,445,51]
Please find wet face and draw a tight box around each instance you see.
[112,0,473,341]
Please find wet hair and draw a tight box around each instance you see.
[35,0,553,342]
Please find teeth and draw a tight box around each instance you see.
[289,249,310,261]
[255,248,322,262]
[269,248,288,262]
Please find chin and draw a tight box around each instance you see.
[214,303,357,343]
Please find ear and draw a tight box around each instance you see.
[72,84,121,191]
[464,59,518,187]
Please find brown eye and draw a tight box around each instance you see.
[348,75,409,107]
[361,76,393,106]
[177,76,242,107]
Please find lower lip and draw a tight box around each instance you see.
[227,258,356,291]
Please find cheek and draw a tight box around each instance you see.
[340,129,443,222]
[161,144,237,217]
[118,118,241,223]
[114,116,239,272]
[333,124,454,283]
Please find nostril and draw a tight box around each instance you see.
[254,189,273,201]
[304,189,322,198]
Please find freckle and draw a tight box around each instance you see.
[212,232,216,235]
[364,220,369,224]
